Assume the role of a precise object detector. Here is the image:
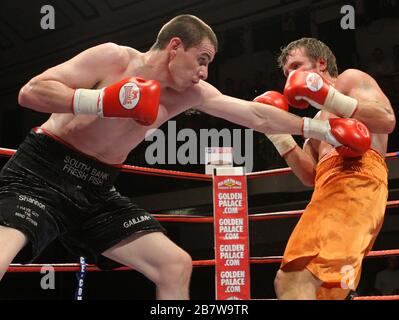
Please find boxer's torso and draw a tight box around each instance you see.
[41,47,203,164]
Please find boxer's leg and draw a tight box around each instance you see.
[102,231,192,300]
[0,226,28,281]
[274,257,322,300]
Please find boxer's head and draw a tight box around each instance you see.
[278,38,338,78]
[151,15,218,91]
[151,15,218,52]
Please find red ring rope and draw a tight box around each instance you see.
[1,148,398,181]
[8,249,399,273]
[153,200,399,223]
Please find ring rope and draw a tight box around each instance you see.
[120,163,211,181]
[8,249,399,273]
[1,148,398,181]
[153,200,399,223]
[0,148,16,157]
[352,295,399,300]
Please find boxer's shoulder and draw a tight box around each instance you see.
[89,42,132,69]
[336,69,381,96]
[119,45,142,59]
[337,69,372,85]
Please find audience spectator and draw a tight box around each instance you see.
[377,75,394,99]
[391,74,399,102]
[392,44,399,72]
[374,256,399,296]
[281,12,296,34]
[366,47,394,78]
[378,0,399,18]
[223,77,237,96]
[237,79,252,100]
[351,51,362,69]
[269,70,285,92]
[250,70,267,98]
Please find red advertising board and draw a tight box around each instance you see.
[213,174,250,300]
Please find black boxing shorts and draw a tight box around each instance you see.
[0,128,165,269]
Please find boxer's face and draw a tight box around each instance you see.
[283,47,320,78]
[168,37,215,91]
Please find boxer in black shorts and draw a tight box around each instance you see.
[0,128,165,270]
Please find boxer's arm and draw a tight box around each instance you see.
[253,90,316,186]
[196,82,371,156]
[335,69,395,133]
[195,81,303,135]
[18,42,129,113]
[282,139,317,187]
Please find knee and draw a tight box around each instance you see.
[0,226,27,262]
[274,269,288,293]
[157,249,192,286]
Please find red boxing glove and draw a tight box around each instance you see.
[254,91,298,157]
[73,77,161,126]
[329,118,371,157]
[254,90,289,111]
[284,70,325,109]
[284,70,358,117]
[303,117,371,157]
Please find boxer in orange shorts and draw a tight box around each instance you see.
[255,38,395,299]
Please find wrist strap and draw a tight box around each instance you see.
[266,134,297,156]
[323,87,358,117]
[303,118,341,147]
[73,88,103,116]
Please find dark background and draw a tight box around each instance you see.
[0,0,398,299]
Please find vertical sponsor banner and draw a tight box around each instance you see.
[213,168,250,300]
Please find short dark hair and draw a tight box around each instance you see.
[151,15,218,51]
[278,37,338,77]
